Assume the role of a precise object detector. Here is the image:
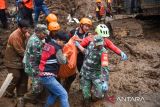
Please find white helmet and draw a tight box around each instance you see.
[95,24,110,37]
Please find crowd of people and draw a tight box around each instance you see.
[1,0,128,107]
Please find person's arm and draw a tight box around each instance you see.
[104,38,121,55]
[75,41,86,53]
[80,36,93,47]
[104,38,128,60]
[56,49,67,64]
[29,41,42,74]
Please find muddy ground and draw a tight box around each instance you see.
[0,0,160,107]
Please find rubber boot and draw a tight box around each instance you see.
[23,91,38,104]
[16,97,25,107]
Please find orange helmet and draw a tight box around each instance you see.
[46,13,58,23]
[96,0,101,3]
[48,22,60,31]
[80,18,92,26]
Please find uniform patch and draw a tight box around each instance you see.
[43,44,51,51]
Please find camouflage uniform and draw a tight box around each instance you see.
[23,33,43,93]
[80,41,109,99]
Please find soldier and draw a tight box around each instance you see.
[75,24,128,107]
[75,35,109,107]
[23,24,49,103]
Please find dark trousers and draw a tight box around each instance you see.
[17,6,33,26]
[96,11,102,21]
[24,7,33,25]
[0,9,7,28]
[6,68,28,97]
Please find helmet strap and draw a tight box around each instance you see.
[79,24,86,34]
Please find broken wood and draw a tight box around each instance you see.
[0,73,13,98]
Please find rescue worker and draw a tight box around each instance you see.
[39,23,70,107]
[75,35,108,107]
[23,24,49,103]
[46,21,69,43]
[23,0,33,26]
[96,24,127,60]
[16,0,25,22]
[0,0,8,29]
[34,0,50,25]
[46,21,60,43]
[45,14,67,44]
[3,19,30,106]
[96,0,105,21]
[63,17,92,92]
[75,24,128,107]
[106,0,112,17]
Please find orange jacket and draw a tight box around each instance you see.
[0,0,7,9]
[23,0,33,9]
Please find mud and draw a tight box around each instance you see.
[0,0,160,107]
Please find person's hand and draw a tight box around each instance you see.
[102,81,108,92]
[25,32,31,40]
[74,41,80,47]
[120,52,128,61]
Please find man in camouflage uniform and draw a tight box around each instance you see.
[23,24,49,102]
[75,35,109,107]
[75,24,128,107]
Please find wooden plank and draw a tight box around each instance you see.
[0,73,13,98]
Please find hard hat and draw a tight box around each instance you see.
[95,24,110,37]
[80,18,92,26]
[96,0,101,3]
[46,13,58,23]
[94,35,104,46]
[48,22,60,31]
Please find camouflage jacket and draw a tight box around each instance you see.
[80,42,109,81]
[23,33,43,76]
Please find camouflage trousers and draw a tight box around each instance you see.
[80,77,108,99]
[31,76,43,94]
